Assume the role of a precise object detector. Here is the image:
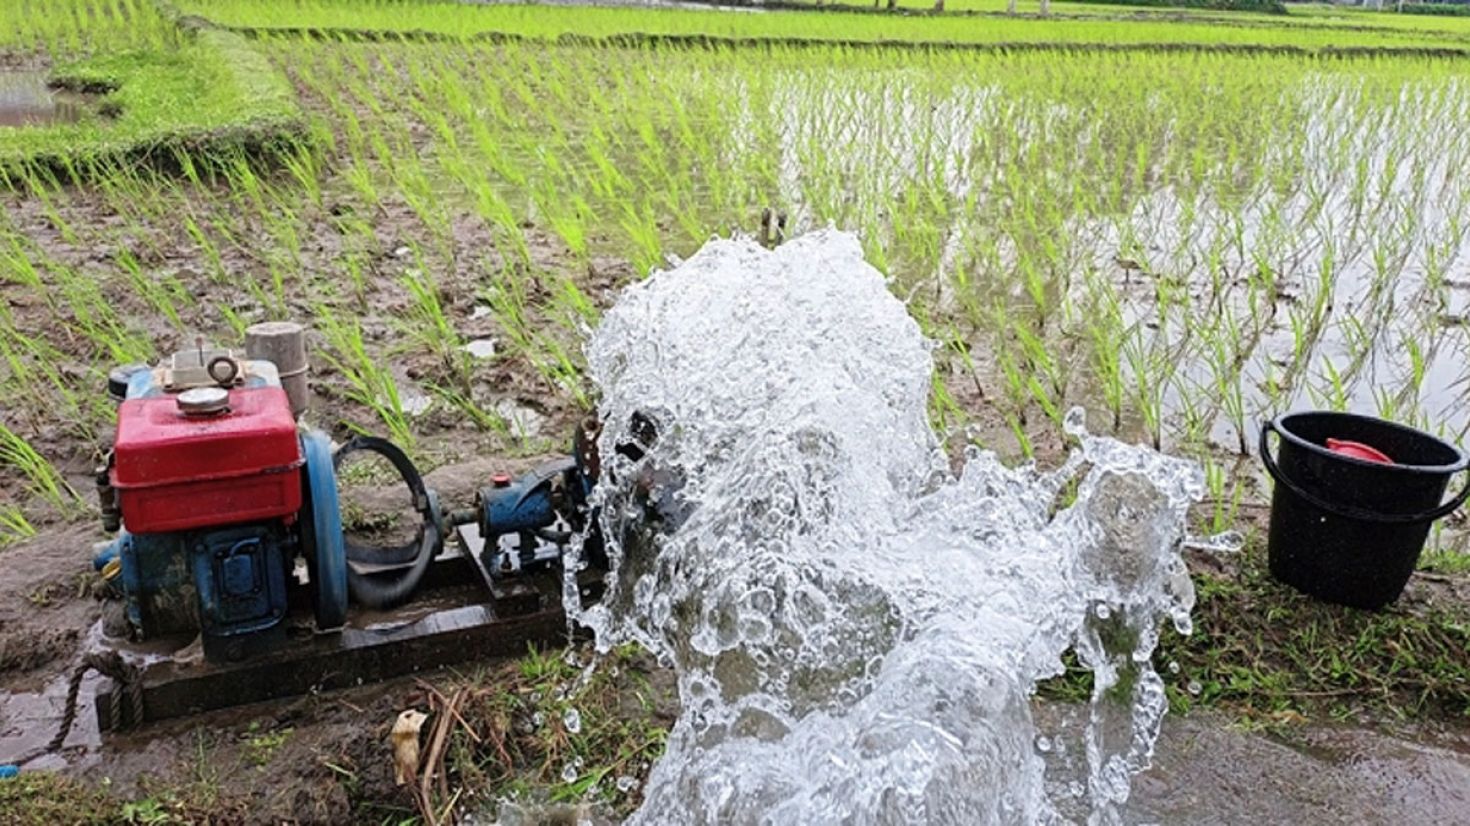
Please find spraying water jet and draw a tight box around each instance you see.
[572,230,1209,824]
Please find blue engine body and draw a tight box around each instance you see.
[96,361,347,662]
[105,524,292,659]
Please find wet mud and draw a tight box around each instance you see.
[1038,704,1470,825]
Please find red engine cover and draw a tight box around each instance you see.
[112,386,303,533]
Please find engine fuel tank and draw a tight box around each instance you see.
[111,386,303,533]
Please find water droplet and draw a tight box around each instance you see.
[561,762,579,783]
[1035,735,1052,753]
[1184,530,1246,553]
[1063,406,1088,438]
[616,775,638,792]
[1167,661,1181,675]
[563,708,582,734]
[1094,604,1112,620]
[1186,680,1203,696]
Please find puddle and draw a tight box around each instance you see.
[0,71,88,128]
[461,338,496,359]
[494,398,545,438]
[393,370,434,417]
[1037,704,1470,824]
[0,672,104,768]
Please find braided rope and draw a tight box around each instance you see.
[45,662,91,753]
[21,650,142,765]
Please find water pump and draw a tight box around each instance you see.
[90,327,600,671]
[92,338,351,662]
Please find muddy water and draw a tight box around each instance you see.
[0,672,105,770]
[0,72,86,128]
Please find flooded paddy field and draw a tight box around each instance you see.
[3,0,1470,822]
[8,41,1470,543]
[0,72,88,128]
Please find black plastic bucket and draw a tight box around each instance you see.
[1259,411,1470,609]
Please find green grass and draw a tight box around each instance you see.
[241,721,293,768]
[440,644,672,818]
[1420,547,1470,574]
[0,774,117,826]
[175,0,1470,50]
[0,771,241,826]
[0,29,303,175]
[1042,535,1470,724]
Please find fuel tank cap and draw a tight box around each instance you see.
[177,386,230,416]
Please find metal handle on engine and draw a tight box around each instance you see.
[207,355,240,386]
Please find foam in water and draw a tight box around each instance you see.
[569,230,1203,825]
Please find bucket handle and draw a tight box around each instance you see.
[1260,420,1470,525]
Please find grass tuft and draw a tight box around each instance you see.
[1041,535,1470,724]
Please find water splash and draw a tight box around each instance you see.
[571,231,1203,824]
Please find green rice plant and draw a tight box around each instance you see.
[929,376,969,449]
[1203,458,1244,535]
[1136,354,1170,451]
[0,421,80,512]
[397,254,471,387]
[115,249,190,332]
[174,0,1470,51]
[1307,357,1350,412]
[619,203,664,278]
[0,504,36,548]
[481,266,590,410]
[1005,410,1034,461]
[428,383,514,442]
[315,308,417,450]
[5,11,1470,533]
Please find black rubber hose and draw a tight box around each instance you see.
[336,435,431,566]
[347,517,440,610]
[334,436,442,609]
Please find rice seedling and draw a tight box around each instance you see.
[0,421,79,512]
[1,0,1469,556]
[173,0,1470,51]
[315,307,418,450]
[0,504,36,548]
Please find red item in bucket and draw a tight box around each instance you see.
[1326,438,1393,465]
